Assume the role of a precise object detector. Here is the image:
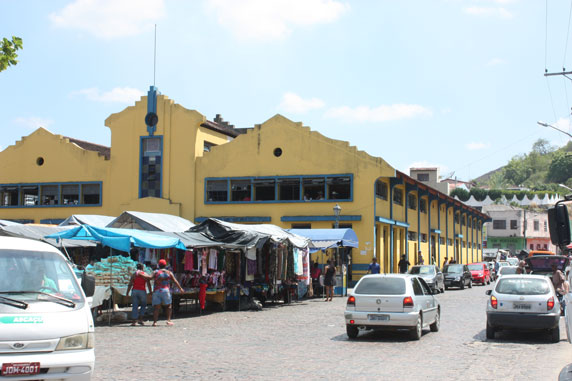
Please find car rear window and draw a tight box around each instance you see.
[355,277,406,295]
[496,278,550,295]
[498,267,517,275]
[409,266,435,275]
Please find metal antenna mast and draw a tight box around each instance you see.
[154,24,157,86]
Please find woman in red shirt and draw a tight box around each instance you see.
[126,263,153,326]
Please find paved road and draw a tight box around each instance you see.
[93,283,572,380]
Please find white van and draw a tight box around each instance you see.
[0,237,94,380]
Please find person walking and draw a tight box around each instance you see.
[398,255,410,274]
[367,258,380,274]
[152,259,184,326]
[417,251,424,265]
[442,257,449,268]
[311,262,322,297]
[323,260,336,302]
[126,263,153,326]
[516,260,527,274]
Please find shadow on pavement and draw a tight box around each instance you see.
[333,328,424,343]
[472,328,559,345]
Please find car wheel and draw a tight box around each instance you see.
[487,277,490,285]
[551,326,560,343]
[486,321,495,340]
[445,286,449,290]
[468,279,472,288]
[460,282,465,290]
[346,325,359,339]
[410,315,422,340]
[430,310,440,332]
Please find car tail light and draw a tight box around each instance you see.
[349,319,355,324]
[347,295,355,306]
[490,295,497,309]
[403,296,414,307]
[547,297,555,311]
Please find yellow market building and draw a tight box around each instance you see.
[0,87,488,284]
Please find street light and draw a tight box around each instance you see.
[333,203,341,229]
[537,121,572,139]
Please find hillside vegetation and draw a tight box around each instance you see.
[451,139,572,202]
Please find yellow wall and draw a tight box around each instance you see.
[0,91,488,282]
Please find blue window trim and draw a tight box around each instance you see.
[455,234,464,238]
[204,174,354,204]
[195,216,271,223]
[0,181,102,208]
[431,229,442,234]
[40,218,65,224]
[374,216,410,228]
[139,135,163,199]
[281,215,361,222]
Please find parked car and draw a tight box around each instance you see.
[0,237,96,379]
[408,265,445,293]
[528,250,556,257]
[507,257,519,266]
[467,262,491,285]
[443,264,472,290]
[485,275,561,342]
[496,266,518,278]
[565,269,572,343]
[524,255,569,278]
[344,274,441,340]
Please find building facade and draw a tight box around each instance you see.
[0,88,488,283]
[482,204,555,254]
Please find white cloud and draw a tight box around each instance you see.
[464,7,513,19]
[553,117,571,131]
[13,117,54,130]
[324,104,432,123]
[50,0,165,39]
[206,0,350,41]
[486,58,506,66]
[279,92,325,114]
[71,87,144,103]
[466,142,491,150]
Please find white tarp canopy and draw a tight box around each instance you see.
[59,214,116,228]
[0,224,96,248]
[107,211,194,232]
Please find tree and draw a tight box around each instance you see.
[469,187,487,201]
[503,155,531,186]
[532,138,556,155]
[450,187,470,201]
[547,152,572,183]
[0,36,23,72]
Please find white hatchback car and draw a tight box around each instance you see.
[344,274,440,340]
[485,274,561,342]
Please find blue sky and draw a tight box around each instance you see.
[1,0,572,182]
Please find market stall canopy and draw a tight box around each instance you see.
[46,225,187,252]
[188,218,311,249]
[59,214,116,228]
[288,228,358,251]
[0,219,22,227]
[0,224,96,248]
[153,231,239,248]
[107,211,194,232]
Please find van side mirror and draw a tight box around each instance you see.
[548,202,571,247]
[81,272,95,297]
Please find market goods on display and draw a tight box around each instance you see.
[85,256,152,287]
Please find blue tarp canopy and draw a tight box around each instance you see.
[287,228,358,251]
[46,225,187,252]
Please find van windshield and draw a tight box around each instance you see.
[0,249,84,304]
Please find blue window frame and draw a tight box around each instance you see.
[0,182,102,208]
[205,174,353,204]
[140,136,163,198]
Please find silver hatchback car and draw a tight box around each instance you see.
[485,274,561,342]
[344,274,441,340]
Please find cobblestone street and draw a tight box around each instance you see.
[93,284,572,380]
